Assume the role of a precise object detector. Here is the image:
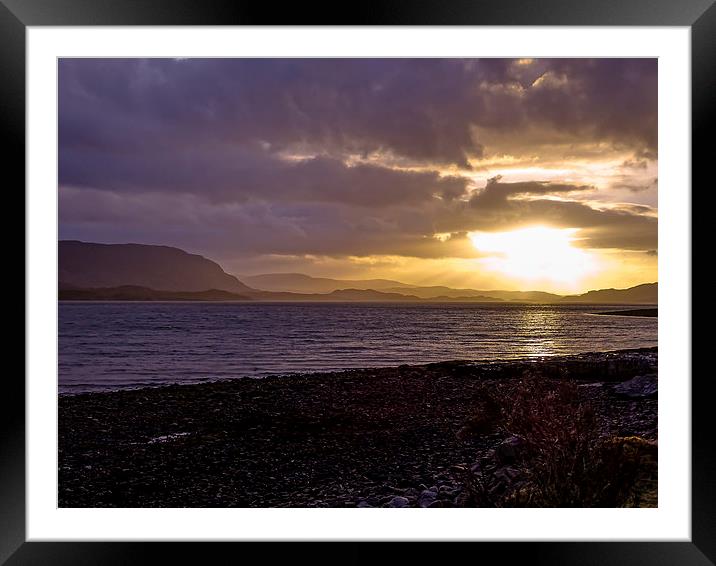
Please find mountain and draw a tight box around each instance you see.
[61,285,509,303]
[257,288,424,302]
[59,285,252,302]
[246,288,425,302]
[242,273,560,302]
[319,289,499,302]
[560,283,657,304]
[478,290,564,302]
[382,286,560,302]
[381,285,502,299]
[241,273,407,294]
[58,242,657,304]
[59,241,255,293]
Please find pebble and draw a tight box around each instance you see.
[418,490,438,507]
[388,496,410,508]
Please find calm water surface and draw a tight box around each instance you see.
[59,302,657,392]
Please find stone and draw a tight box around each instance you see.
[613,374,657,398]
[418,489,438,507]
[388,496,410,508]
[494,466,521,483]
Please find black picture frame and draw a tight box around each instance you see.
[5,1,710,564]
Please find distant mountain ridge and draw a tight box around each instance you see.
[241,273,408,294]
[242,273,655,303]
[559,283,657,304]
[384,286,560,302]
[59,241,657,304]
[59,241,254,293]
[243,273,560,301]
[247,288,506,303]
[59,285,252,302]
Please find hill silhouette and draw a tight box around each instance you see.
[242,273,407,294]
[59,241,254,293]
[59,285,252,302]
[560,283,657,304]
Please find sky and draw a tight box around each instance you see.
[58,58,657,293]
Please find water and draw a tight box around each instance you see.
[59,302,657,393]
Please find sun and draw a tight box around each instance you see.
[468,226,598,286]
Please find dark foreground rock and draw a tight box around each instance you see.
[613,374,658,398]
[59,347,657,507]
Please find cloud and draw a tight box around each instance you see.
[59,59,485,169]
[61,176,656,261]
[59,186,479,260]
[430,177,657,251]
[613,177,658,193]
[58,58,658,270]
[469,175,593,207]
[521,59,657,154]
[60,144,470,207]
[59,58,657,172]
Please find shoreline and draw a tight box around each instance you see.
[59,347,658,507]
[59,346,658,396]
[592,308,657,317]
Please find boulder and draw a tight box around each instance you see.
[418,490,438,508]
[388,496,410,508]
[613,374,657,398]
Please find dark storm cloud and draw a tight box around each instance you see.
[60,177,656,260]
[60,143,469,207]
[521,59,658,152]
[469,175,593,208]
[59,58,656,172]
[59,58,485,169]
[58,58,657,260]
[58,186,477,259]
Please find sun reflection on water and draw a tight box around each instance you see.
[513,307,565,358]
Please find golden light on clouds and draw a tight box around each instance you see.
[468,226,598,288]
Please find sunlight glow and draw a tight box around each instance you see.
[468,226,598,286]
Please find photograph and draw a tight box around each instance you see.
[2,0,708,557]
[57,57,660,509]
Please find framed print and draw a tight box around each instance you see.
[6,0,711,563]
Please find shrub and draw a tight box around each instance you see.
[459,376,656,507]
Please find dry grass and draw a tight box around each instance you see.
[460,376,657,507]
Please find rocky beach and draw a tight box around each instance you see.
[59,347,657,508]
